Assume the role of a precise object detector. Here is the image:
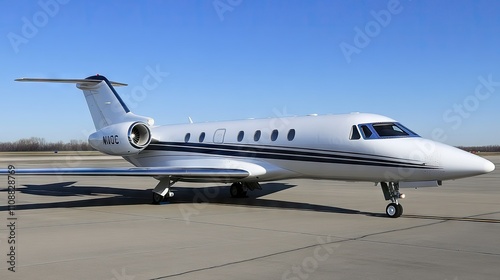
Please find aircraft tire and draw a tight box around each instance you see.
[396,203,403,217]
[152,193,164,204]
[230,183,240,198]
[386,203,402,218]
[230,182,246,198]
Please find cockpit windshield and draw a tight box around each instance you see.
[356,122,419,140]
[373,123,408,137]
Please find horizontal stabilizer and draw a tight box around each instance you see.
[15,78,127,87]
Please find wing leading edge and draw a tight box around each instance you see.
[1,167,249,182]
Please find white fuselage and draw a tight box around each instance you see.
[124,113,494,184]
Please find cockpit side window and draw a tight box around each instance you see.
[360,125,373,138]
[350,125,361,140]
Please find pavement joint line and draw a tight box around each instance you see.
[164,217,343,238]
[403,215,500,223]
[356,237,500,257]
[150,220,447,279]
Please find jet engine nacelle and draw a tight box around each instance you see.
[88,122,151,155]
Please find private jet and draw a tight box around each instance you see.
[4,75,495,218]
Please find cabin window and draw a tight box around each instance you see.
[350,125,361,140]
[199,132,206,142]
[254,130,261,141]
[271,129,279,141]
[237,131,244,142]
[287,129,296,141]
[184,133,191,143]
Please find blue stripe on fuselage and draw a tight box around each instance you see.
[144,142,439,170]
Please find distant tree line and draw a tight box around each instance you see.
[0,137,94,152]
[457,145,500,153]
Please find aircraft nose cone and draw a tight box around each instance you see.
[461,153,495,176]
[435,141,496,179]
[462,153,495,176]
[484,159,496,173]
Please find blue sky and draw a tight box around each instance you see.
[2,0,499,146]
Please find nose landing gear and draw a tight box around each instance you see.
[385,202,403,218]
[380,182,404,218]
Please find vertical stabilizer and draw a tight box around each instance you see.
[77,75,153,130]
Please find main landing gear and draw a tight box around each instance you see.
[152,178,176,204]
[230,182,247,198]
[151,179,262,204]
[229,182,261,198]
[380,182,405,218]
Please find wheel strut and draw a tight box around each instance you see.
[152,178,175,204]
[380,182,404,218]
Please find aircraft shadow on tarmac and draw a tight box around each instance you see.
[0,181,382,217]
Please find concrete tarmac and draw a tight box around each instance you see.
[0,153,499,280]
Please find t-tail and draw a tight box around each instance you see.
[16,75,154,155]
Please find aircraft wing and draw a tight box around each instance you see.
[1,167,249,181]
